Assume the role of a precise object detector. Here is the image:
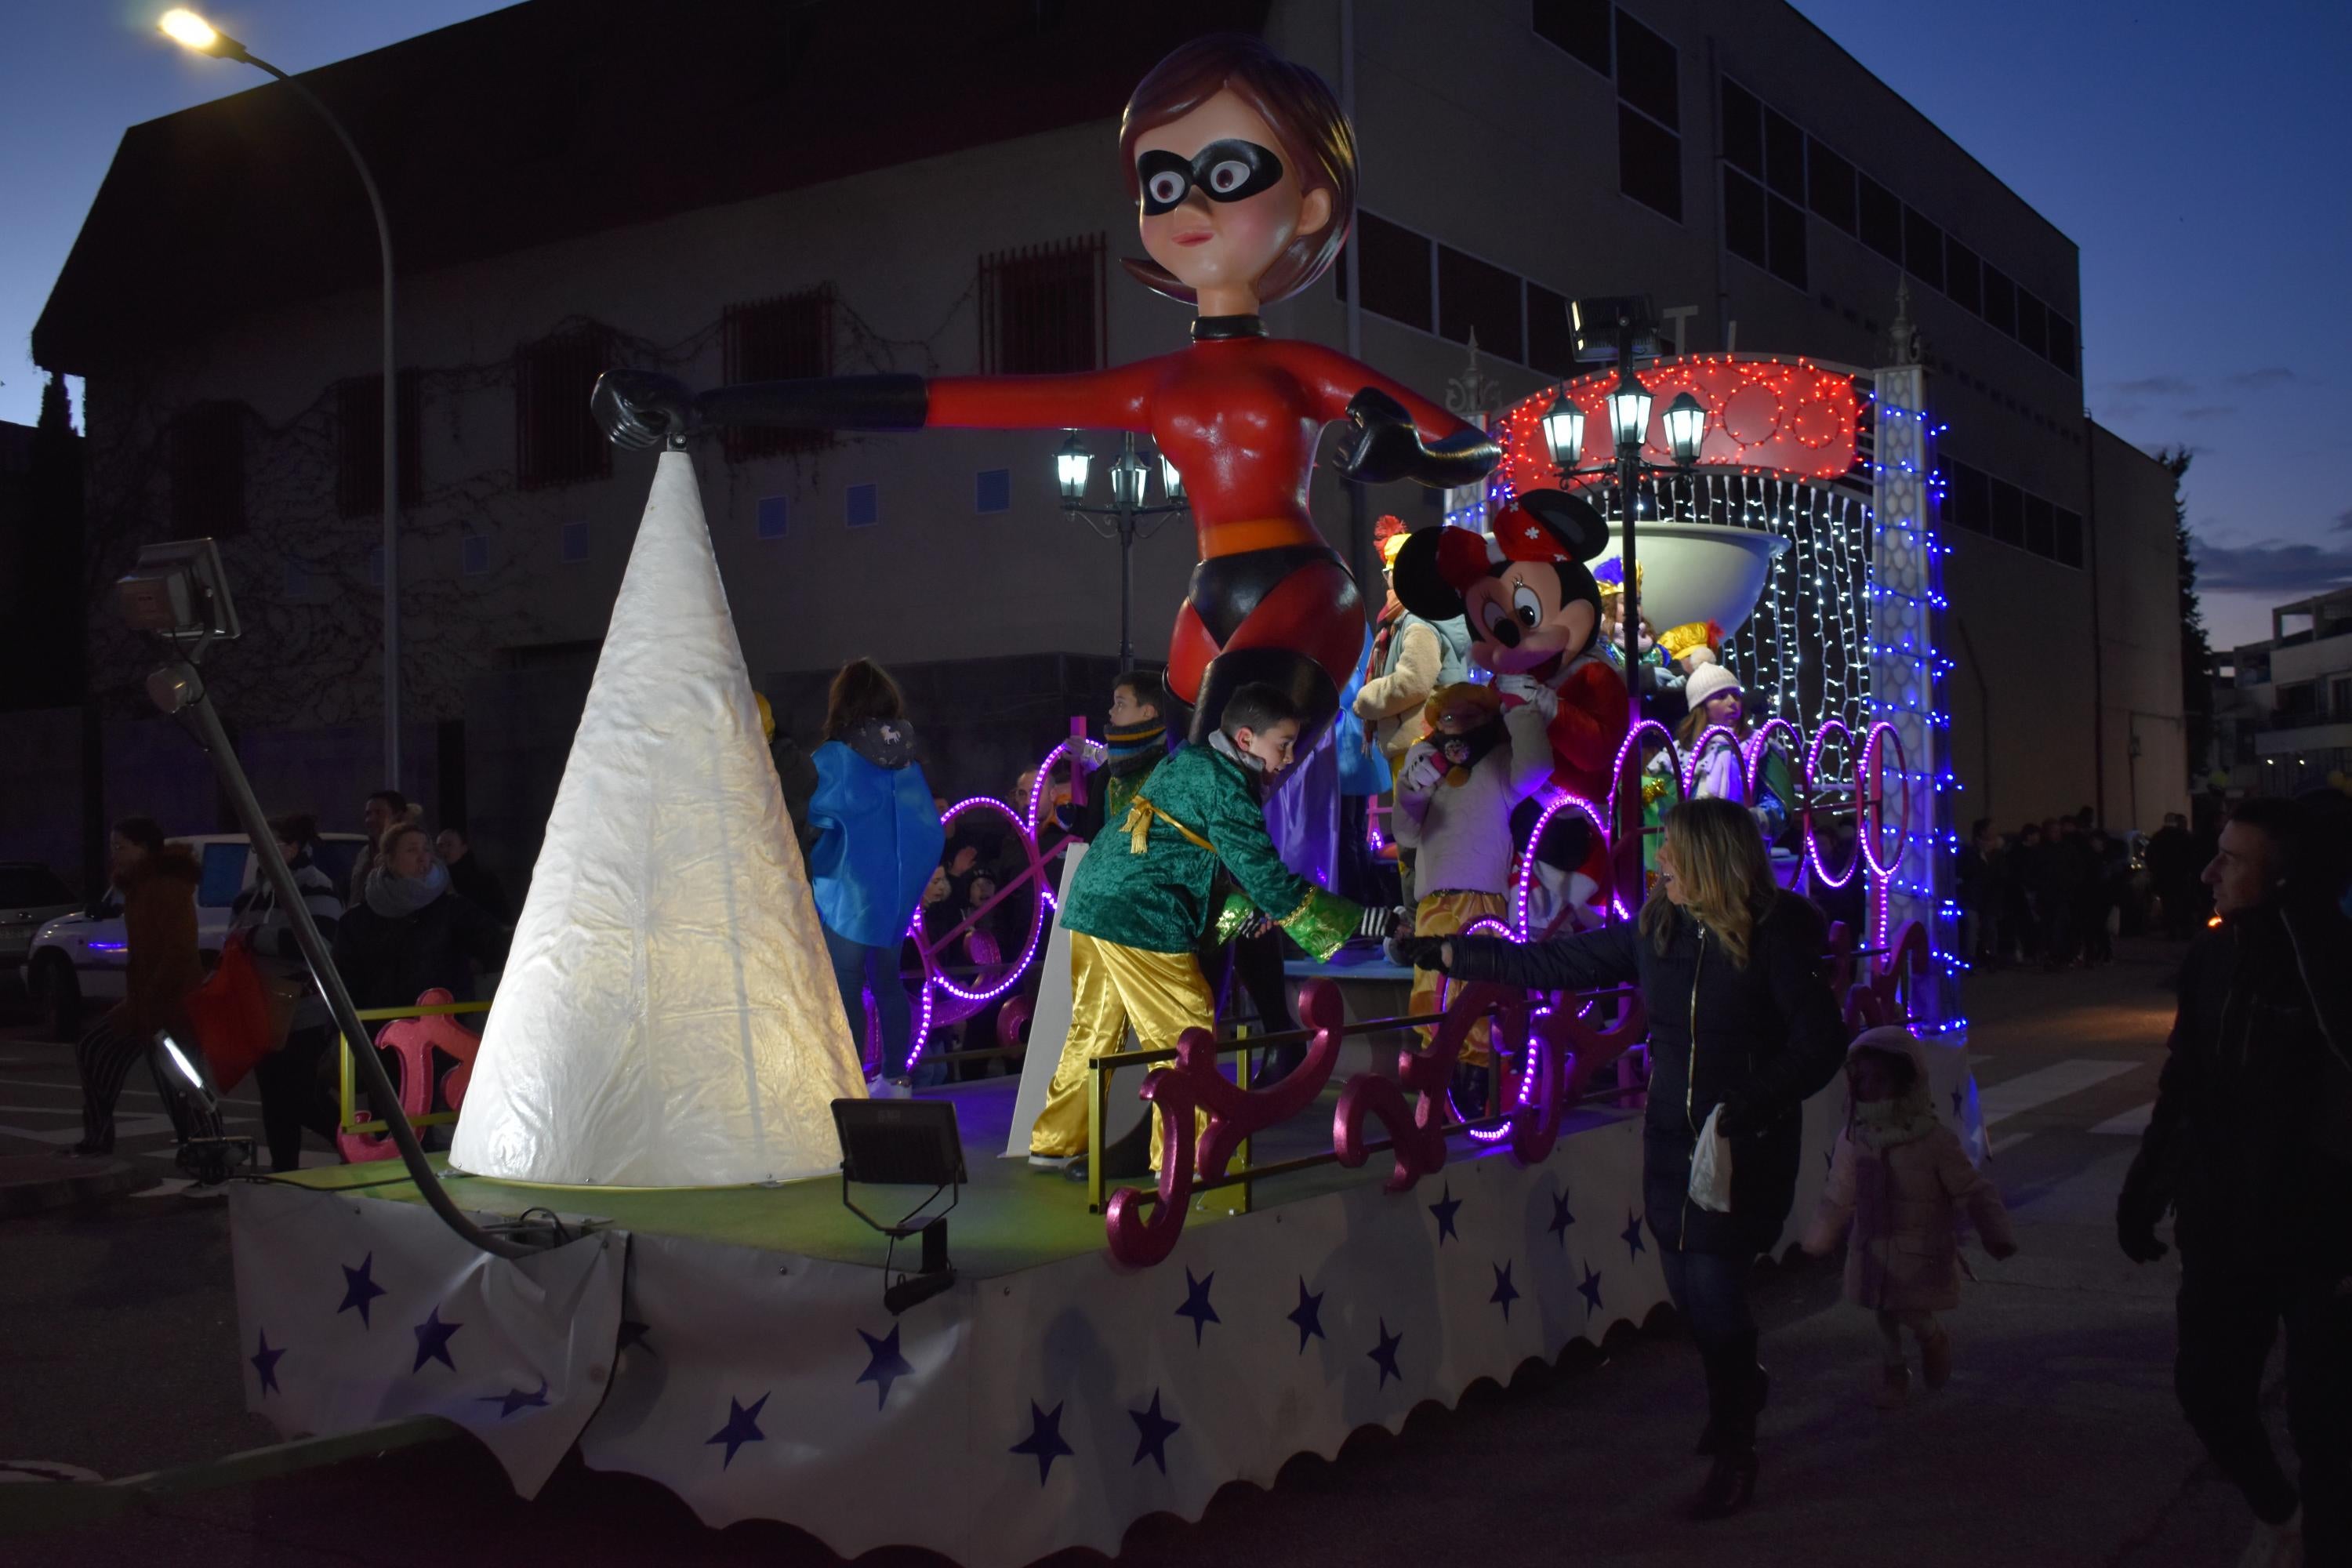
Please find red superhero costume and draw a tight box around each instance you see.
[926,316,1487,735]
[587,35,1496,744]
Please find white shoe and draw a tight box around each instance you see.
[1028,1152,1077,1171]
[2239,1508,2303,1568]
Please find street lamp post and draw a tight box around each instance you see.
[1538,310,1706,710]
[160,9,403,786]
[1055,430,1189,671]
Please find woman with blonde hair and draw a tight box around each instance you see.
[1390,797,1847,1520]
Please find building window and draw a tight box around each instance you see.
[1945,461,1991,535]
[2015,289,2049,358]
[1532,0,1610,75]
[1724,169,1767,271]
[721,286,833,462]
[1981,265,2017,336]
[1719,79,1762,176]
[170,401,245,537]
[1437,245,1524,358]
[1806,140,1856,234]
[1613,13,1680,220]
[1989,477,2024,546]
[975,468,1011,514]
[1348,211,1435,332]
[756,496,788,540]
[515,327,612,491]
[1613,11,1677,127]
[1944,239,1984,316]
[2045,312,2077,377]
[1762,107,1804,202]
[1527,281,1577,376]
[2024,492,2056,557]
[334,369,423,517]
[846,482,878,528]
[1903,208,1945,292]
[462,533,490,576]
[1857,175,1903,263]
[561,520,589,563]
[1618,103,1682,220]
[2054,506,2084,568]
[979,234,1105,376]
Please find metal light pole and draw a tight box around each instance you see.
[161,10,401,786]
[1057,430,1189,672]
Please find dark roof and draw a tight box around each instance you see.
[34,0,1268,374]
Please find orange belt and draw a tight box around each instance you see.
[1199,516,1323,557]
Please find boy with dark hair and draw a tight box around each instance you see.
[1066,670,1170,847]
[1028,681,1362,1171]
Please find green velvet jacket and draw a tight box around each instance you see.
[1059,741,1361,960]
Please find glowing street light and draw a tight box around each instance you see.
[158,8,406,786]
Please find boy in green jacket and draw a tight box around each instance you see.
[1028,683,1363,1172]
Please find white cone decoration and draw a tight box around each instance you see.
[451,450,865,1187]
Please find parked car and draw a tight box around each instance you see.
[26,833,365,1040]
[2,863,81,993]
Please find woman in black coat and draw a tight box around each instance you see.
[1395,797,1848,1519]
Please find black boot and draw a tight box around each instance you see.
[1688,1334,1761,1519]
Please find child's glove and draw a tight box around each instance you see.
[1072,739,1109,769]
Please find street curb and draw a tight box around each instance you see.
[0,1160,154,1218]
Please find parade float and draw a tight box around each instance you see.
[223,34,1972,1567]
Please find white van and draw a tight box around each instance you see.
[26,833,366,1039]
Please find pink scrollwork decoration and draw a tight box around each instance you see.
[1334,980,1508,1193]
[1103,980,1349,1268]
[1507,990,1650,1166]
[1842,918,1929,1033]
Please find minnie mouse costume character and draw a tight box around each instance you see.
[1390,490,1631,923]
[590,35,1495,746]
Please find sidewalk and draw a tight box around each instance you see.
[2,948,2285,1566]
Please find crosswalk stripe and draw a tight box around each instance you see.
[1977,1060,2140,1126]
[2091,1102,2155,1136]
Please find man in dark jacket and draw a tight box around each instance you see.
[2146,812,2199,938]
[434,828,511,924]
[2119,797,2352,1566]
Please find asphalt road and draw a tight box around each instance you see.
[0,939,2292,1565]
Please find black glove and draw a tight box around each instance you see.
[1711,1093,1759,1137]
[1333,387,1425,485]
[1385,935,1448,970]
[591,368,699,451]
[2116,1191,2170,1264]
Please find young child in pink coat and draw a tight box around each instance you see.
[1803,1026,2018,1406]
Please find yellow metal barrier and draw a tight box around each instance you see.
[336,999,492,1137]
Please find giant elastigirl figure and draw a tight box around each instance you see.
[591,34,1497,742]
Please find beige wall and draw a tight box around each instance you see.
[2089,424,2189,828]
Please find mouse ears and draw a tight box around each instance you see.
[1388,488,1614,621]
[1493,488,1612,565]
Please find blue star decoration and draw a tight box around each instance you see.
[1286,1278,1325,1354]
[1367,1319,1404,1387]
[1490,1261,1520,1323]
[1174,1267,1220,1346]
[1010,1400,1074,1485]
[1428,1183,1463,1244]
[1577,1261,1605,1319]
[249,1329,285,1397]
[706,1392,768,1469]
[476,1378,550,1419]
[337,1253,387,1329]
[1129,1389,1181,1475]
[410,1306,463,1374]
[616,1319,653,1356]
[1548,1188,1577,1249]
[1621,1211,1646,1261]
[856,1325,915,1410]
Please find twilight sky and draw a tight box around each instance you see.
[4,1,2345,650]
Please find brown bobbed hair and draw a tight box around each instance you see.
[824,658,906,741]
[1640,797,1777,970]
[1117,33,1356,307]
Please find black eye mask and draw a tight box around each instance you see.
[1137,139,1287,216]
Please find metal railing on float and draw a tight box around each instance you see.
[1083,918,1933,1268]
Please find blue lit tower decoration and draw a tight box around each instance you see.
[1867,298,1959,1032]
